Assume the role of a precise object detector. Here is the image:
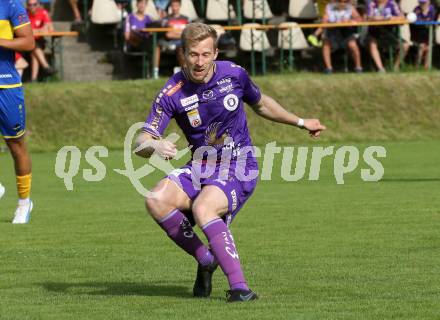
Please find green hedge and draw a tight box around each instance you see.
[23,72,440,151]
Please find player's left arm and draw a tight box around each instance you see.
[0,23,35,52]
[250,94,326,138]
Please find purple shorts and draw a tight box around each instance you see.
[166,158,258,225]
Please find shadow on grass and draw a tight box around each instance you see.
[380,178,440,183]
[41,281,191,298]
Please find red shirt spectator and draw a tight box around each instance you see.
[25,0,57,81]
[27,5,52,39]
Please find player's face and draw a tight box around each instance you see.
[184,37,218,84]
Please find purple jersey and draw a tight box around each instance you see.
[367,0,401,18]
[414,4,436,21]
[143,61,262,161]
[125,13,153,37]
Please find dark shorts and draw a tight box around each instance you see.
[368,26,400,47]
[324,27,357,51]
[410,25,430,45]
[0,87,26,139]
[35,37,46,50]
[166,158,259,226]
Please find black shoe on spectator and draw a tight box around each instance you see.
[43,66,58,76]
[324,68,333,75]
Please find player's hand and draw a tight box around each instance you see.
[154,140,178,160]
[303,119,326,138]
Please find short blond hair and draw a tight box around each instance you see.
[181,23,218,52]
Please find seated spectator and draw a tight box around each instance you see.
[366,0,405,72]
[405,0,437,69]
[26,0,57,81]
[154,0,189,78]
[308,0,332,47]
[154,0,170,19]
[124,0,154,52]
[321,0,363,73]
[15,53,29,79]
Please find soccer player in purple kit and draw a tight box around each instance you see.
[135,23,326,302]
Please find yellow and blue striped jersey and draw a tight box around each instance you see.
[0,0,30,88]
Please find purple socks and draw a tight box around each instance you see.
[202,219,249,291]
[158,209,214,266]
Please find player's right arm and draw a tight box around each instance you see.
[134,83,178,159]
[134,132,177,159]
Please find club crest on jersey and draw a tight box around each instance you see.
[223,94,239,111]
[187,109,202,127]
[180,94,199,107]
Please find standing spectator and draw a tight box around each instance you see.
[322,0,363,73]
[69,0,82,23]
[154,0,170,18]
[69,0,93,24]
[154,0,189,78]
[125,0,154,52]
[366,0,404,72]
[26,0,57,81]
[408,0,437,69]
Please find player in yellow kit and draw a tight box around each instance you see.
[0,0,35,223]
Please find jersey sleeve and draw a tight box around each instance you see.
[238,68,262,105]
[9,0,30,30]
[143,92,175,138]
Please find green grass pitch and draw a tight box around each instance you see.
[0,140,439,319]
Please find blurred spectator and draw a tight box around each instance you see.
[308,0,332,47]
[69,0,82,23]
[366,0,404,72]
[322,0,363,73]
[125,0,154,51]
[154,0,189,78]
[405,0,437,69]
[155,0,170,18]
[15,53,29,79]
[26,0,57,81]
[69,0,93,24]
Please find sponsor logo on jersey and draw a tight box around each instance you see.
[180,94,199,107]
[202,90,215,100]
[0,74,13,79]
[219,84,234,94]
[149,106,163,131]
[223,94,239,111]
[217,77,231,86]
[184,103,199,112]
[187,109,202,127]
[166,80,184,96]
